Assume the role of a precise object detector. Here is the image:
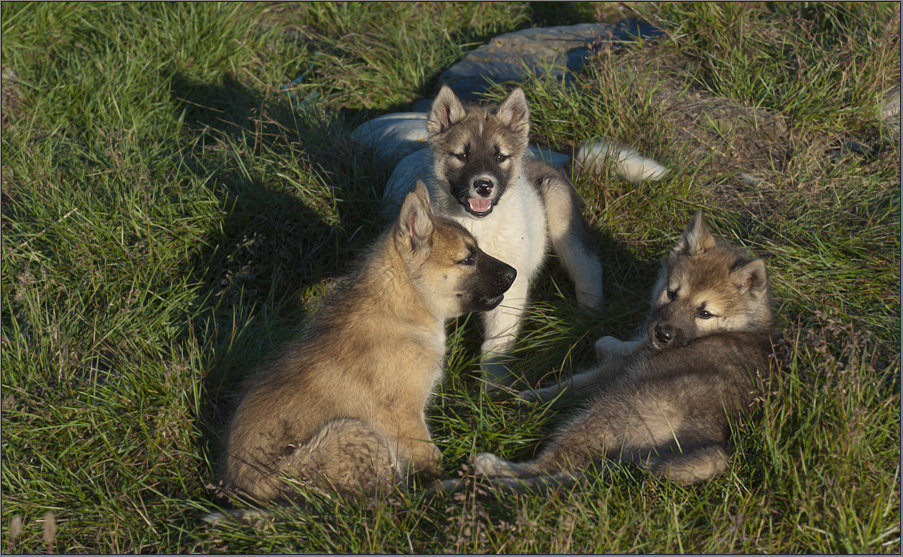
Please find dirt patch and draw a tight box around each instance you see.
[590,42,898,216]
[607,45,791,182]
[2,67,23,221]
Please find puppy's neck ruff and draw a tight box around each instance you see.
[356,236,449,331]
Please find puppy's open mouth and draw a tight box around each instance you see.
[463,197,493,218]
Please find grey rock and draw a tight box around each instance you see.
[1,66,17,83]
[526,145,570,168]
[438,19,663,102]
[382,149,432,220]
[411,98,433,113]
[878,85,900,139]
[827,140,876,162]
[352,113,428,170]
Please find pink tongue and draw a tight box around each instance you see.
[468,198,492,213]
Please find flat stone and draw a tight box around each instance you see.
[438,19,664,102]
[879,85,900,137]
[352,113,429,169]
[382,149,432,220]
[526,145,570,168]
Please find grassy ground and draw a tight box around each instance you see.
[2,2,899,553]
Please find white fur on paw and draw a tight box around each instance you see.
[594,336,624,358]
[473,453,510,477]
[202,512,225,525]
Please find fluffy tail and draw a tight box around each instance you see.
[575,140,668,182]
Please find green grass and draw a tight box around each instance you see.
[2,2,899,553]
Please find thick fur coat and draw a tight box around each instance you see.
[461,212,779,491]
[421,86,603,386]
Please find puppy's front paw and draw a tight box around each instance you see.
[411,444,443,478]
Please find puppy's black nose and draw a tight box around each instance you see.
[502,266,516,287]
[473,179,493,197]
[654,324,673,345]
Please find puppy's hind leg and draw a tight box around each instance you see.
[428,454,539,496]
[206,420,399,524]
[537,166,603,308]
[644,444,729,485]
[432,454,579,495]
[279,418,401,495]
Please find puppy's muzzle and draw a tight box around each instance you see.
[653,323,674,346]
[473,178,493,198]
[475,256,516,311]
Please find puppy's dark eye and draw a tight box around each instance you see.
[666,289,677,301]
[496,153,508,164]
[454,153,468,163]
[697,310,715,319]
[458,254,476,266]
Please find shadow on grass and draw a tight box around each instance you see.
[166,70,391,500]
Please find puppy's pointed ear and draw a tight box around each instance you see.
[673,211,717,256]
[427,86,466,136]
[396,180,434,256]
[734,258,768,298]
[495,87,530,138]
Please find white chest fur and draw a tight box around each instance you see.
[430,173,549,282]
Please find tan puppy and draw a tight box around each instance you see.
[218,182,516,502]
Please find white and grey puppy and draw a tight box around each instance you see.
[426,86,603,386]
